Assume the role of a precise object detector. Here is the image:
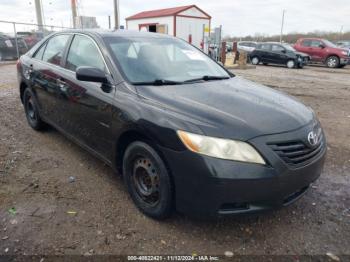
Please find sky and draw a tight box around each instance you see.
[0,0,349,37]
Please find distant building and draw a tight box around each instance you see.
[75,16,99,29]
[126,5,211,51]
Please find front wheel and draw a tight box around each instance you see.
[326,56,339,68]
[123,141,173,219]
[286,59,295,69]
[251,56,259,65]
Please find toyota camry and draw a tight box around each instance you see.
[17,30,326,219]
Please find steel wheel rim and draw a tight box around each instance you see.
[252,57,258,65]
[132,157,160,206]
[287,60,295,68]
[328,58,337,67]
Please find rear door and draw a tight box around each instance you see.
[259,44,273,63]
[30,34,72,123]
[270,44,288,64]
[58,34,116,160]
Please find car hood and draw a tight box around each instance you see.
[295,51,310,57]
[135,77,314,140]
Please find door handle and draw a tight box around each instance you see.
[57,78,67,91]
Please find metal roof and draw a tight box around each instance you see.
[126,5,211,20]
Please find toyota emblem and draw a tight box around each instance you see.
[307,131,318,147]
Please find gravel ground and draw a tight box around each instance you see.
[0,64,349,258]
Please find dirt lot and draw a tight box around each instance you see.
[0,63,349,257]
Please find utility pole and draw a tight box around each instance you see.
[280,9,286,43]
[34,0,44,31]
[339,25,344,39]
[113,0,119,30]
[71,0,77,29]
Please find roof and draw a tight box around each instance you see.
[126,5,211,20]
[55,29,174,39]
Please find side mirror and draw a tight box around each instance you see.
[319,44,325,49]
[76,66,108,83]
[282,49,287,53]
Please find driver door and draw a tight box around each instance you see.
[57,34,116,161]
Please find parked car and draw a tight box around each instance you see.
[237,41,257,53]
[0,35,28,61]
[336,40,350,50]
[17,31,326,219]
[249,42,310,68]
[17,31,44,49]
[294,38,350,68]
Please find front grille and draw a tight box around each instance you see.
[268,132,325,168]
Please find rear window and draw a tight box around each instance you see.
[301,40,312,47]
[258,44,271,50]
[42,34,70,66]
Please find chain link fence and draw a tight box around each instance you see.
[0,20,73,62]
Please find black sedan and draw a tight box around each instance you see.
[17,30,326,219]
[250,42,310,68]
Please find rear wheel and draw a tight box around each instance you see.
[326,56,339,68]
[123,141,173,219]
[23,88,46,130]
[286,59,295,69]
[251,56,259,65]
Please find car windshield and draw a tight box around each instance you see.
[282,44,296,51]
[104,36,230,84]
[323,39,337,48]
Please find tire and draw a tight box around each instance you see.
[251,56,259,65]
[23,88,46,131]
[123,141,173,219]
[286,59,295,69]
[326,56,339,68]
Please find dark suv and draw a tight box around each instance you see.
[0,34,28,61]
[250,42,310,68]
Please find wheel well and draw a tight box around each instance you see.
[326,54,339,61]
[20,82,28,104]
[116,130,155,173]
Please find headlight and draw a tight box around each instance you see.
[177,130,266,165]
[341,51,348,56]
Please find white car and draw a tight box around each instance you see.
[237,41,257,53]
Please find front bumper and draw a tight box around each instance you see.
[160,124,326,217]
[340,57,349,65]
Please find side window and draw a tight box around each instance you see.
[42,34,70,66]
[33,43,47,60]
[302,40,312,47]
[260,44,271,50]
[272,45,285,52]
[66,35,106,72]
[311,40,322,48]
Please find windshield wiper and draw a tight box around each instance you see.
[184,75,230,83]
[132,79,183,86]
